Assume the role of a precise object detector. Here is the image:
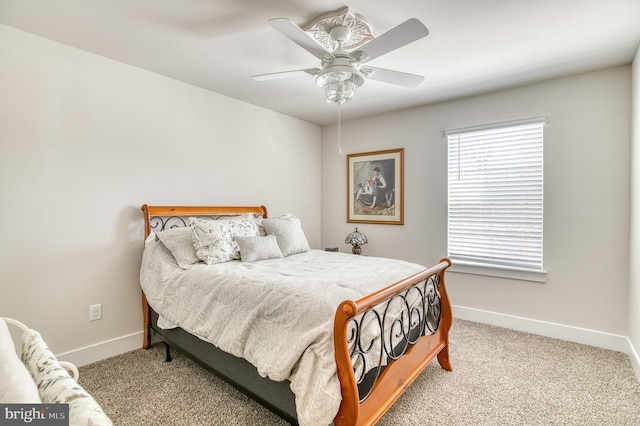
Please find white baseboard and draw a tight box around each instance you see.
[452,305,631,354]
[55,331,143,367]
[52,309,640,384]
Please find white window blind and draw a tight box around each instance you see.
[446,117,544,271]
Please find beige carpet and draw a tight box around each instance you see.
[78,319,640,425]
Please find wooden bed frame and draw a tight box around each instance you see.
[140,204,453,426]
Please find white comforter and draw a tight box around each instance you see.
[140,240,425,426]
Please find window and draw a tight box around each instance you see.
[446,117,545,280]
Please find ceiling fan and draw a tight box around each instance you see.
[252,7,429,105]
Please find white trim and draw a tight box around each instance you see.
[48,316,640,383]
[445,115,547,136]
[55,331,143,367]
[452,305,630,353]
[449,262,547,283]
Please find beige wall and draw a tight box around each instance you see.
[629,46,640,376]
[322,66,631,337]
[0,24,321,359]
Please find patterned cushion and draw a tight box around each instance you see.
[191,214,260,265]
[21,330,113,426]
[191,217,236,264]
[228,213,261,254]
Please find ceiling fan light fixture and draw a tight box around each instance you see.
[322,80,357,104]
[315,61,364,104]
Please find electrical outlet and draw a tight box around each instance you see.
[90,304,102,321]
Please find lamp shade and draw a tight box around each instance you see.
[345,228,367,255]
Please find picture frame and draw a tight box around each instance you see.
[347,148,404,225]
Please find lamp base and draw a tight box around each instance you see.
[352,245,362,255]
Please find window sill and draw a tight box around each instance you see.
[448,261,547,283]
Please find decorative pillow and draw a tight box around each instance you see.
[0,319,41,403]
[156,226,201,269]
[190,215,261,265]
[190,217,236,265]
[229,213,261,239]
[254,214,291,237]
[21,329,113,426]
[261,215,310,257]
[235,235,284,262]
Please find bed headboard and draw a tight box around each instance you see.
[139,204,269,350]
[140,204,269,238]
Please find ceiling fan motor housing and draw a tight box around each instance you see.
[317,56,364,86]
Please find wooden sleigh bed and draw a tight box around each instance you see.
[139,204,453,426]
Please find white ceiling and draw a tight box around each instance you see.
[2,0,639,125]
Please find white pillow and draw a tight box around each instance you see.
[261,215,310,257]
[191,214,261,265]
[156,227,201,269]
[228,213,261,240]
[235,235,284,262]
[190,217,236,265]
[0,319,41,403]
[254,213,292,237]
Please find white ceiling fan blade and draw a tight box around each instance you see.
[268,18,332,60]
[252,68,320,81]
[354,18,428,63]
[362,66,425,88]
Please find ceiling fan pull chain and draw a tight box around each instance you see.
[337,102,343,154]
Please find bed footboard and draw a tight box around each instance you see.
[333,258,452,426]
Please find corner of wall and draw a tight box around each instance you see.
[628,43,640,382]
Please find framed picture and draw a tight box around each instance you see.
[347,148,404,225]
